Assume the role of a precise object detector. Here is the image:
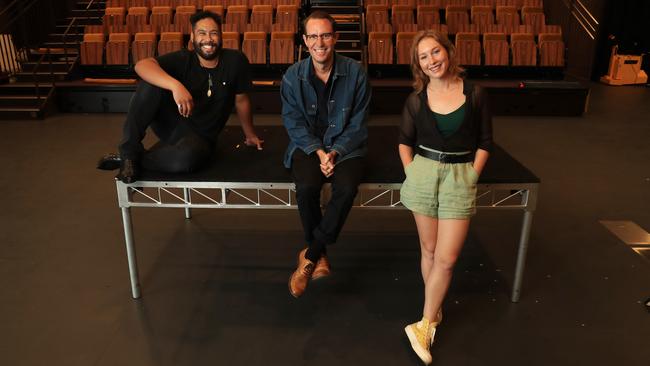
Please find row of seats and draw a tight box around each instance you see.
[366,5,548,35]
[367,22,560,38]
[103,4,298,34]
[80,31,296,65]
[364,0,543,9]
[367,31,564,66]
[106,0,301,9]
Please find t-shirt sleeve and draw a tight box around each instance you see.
[155,50,187,80]
[398,93,418,147]
[234,51,253,94]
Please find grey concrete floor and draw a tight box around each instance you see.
[0,82,649,366]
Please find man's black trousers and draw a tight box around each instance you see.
[291,150,364,258]
[118,81,212,173]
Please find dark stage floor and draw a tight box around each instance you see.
[1,83,649,366]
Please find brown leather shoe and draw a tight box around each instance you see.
[289,248,315,298]
[312,254,331,280]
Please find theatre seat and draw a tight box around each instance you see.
[270,31,294,64]
[250,5,273,33]
[275,5,298,33]
[496,5,519,34]
[471,5,495,33]
[158,31,183,55]
[367,31,394,64]
[80,33,105,65]
[396,31,417,64]
[202,5,224,19]
[222,31,241,50]
[106,32,131,65]
[225,5,249,34]
[455,32,481,65]
[150,6,173,33]
[416,5,441,30]
[366,5,389,28]
[538,32,564,66]
[174,5,197,35]
[521,6,545,35]
[132,32,157,64]
[104,7,126,27]
[392,5,416,29]
[511,32,537,66]
[445,5,470,34]
[483,32,509,66]
[126,7,149,30]
[242,31,267,64]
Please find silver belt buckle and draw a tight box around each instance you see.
[438,152,447,162]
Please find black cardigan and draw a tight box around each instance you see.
[398,80,493,153]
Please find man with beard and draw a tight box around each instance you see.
[106,11,263,183]
[282,11,370,297]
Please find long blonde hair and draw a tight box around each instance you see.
[410,30,464,93]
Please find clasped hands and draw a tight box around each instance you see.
[317,149,337,178]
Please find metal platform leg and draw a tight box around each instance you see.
[511,209,534,302]
[183,188,192,219]
[121,207,141,299]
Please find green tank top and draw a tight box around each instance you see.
[433,103,466,138]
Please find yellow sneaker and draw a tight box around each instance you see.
[404,318,433,365]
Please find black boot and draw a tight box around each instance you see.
[117,159,139,183]
[97,153,122,170]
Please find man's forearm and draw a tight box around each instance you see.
[135,58,181,91]
[235,94,256,137]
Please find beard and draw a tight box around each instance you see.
[193,39,222,61]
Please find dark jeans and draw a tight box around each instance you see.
[118,81,212,173]
[291,150,364,249]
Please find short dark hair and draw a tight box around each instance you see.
[190,10,222,31]
[303,10,336,34]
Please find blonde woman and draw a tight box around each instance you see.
[399,30,493,364]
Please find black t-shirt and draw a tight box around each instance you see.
[156,48,252,140]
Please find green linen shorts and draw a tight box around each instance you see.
[400,154,479,219]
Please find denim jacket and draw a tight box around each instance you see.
[280,53,371,168]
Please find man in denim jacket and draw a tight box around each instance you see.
[282,11,371,298]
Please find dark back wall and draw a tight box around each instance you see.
[544,0,607,81]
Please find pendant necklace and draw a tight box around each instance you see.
[207,72,213,97]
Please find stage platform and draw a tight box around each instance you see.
[57,77,589,116]
[116,126,540,303]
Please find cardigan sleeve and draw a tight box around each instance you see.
[398,93,419,147]
[474,86,493,152]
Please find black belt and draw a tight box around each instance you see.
[416,147,474,163]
